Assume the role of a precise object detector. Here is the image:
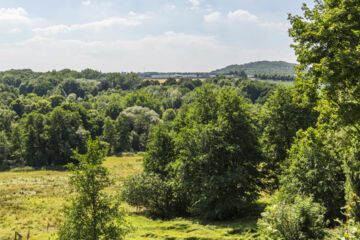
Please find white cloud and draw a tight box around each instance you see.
[82,1,91,6]
[33,12,148,35]
[0,8,31,24]
[9,28,22,34]
[164,4,176,10]
[257,21,290,31]
[2,32,237,72]
[204,11,221,23]
[227,9,258,22]
[187,0,200,9]
[0,31,295,72]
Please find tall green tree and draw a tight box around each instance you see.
[174,87,264,219]
[23,112,48,167]
[46,107,84,165]
[143,123,175,178]
[58,139,129,240]
[289,0,360,218]
[114,114,130,153]
[289,0,360,124]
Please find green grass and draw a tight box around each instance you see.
[0,156,263,240]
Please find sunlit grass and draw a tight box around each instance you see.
[0,155,262,240]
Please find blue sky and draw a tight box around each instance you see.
[0,0,314,72]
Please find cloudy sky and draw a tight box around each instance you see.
[0,0,314,72]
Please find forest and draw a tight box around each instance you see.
[1,0,360,239]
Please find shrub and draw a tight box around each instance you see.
[258,195,326,240]
[121,173,175,217]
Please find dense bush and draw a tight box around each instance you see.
[258,195,326,240]
[121,173,175,217]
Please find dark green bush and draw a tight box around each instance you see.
[121,173,175,217]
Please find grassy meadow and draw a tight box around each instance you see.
[0,155,263,240]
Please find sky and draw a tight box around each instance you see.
[0,0,314,72]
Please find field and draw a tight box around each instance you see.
[0,155,262,240]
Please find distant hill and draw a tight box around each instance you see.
[211,61,297,75]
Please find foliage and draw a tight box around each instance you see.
[258,195,326,240]
[122,106,161,152]
[58,139,129,240]
[143,123,175,177]
[137,86,264,220]
[288,0,360,223]
[0,67,280,169]
[121,173,175,217]
[162,108,176,121]
[281,126,346,221]
[289,0,360,127]
[47,107,86,166]
[237,79,275,104]
[114,114,131,152]
[123,91,161,113]
[259,86,318,189]
[23,112,48,167]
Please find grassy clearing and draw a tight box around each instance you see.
[0,155,263,240]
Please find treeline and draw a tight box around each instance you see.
[254,73,295,81]
[0,69,276,169]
